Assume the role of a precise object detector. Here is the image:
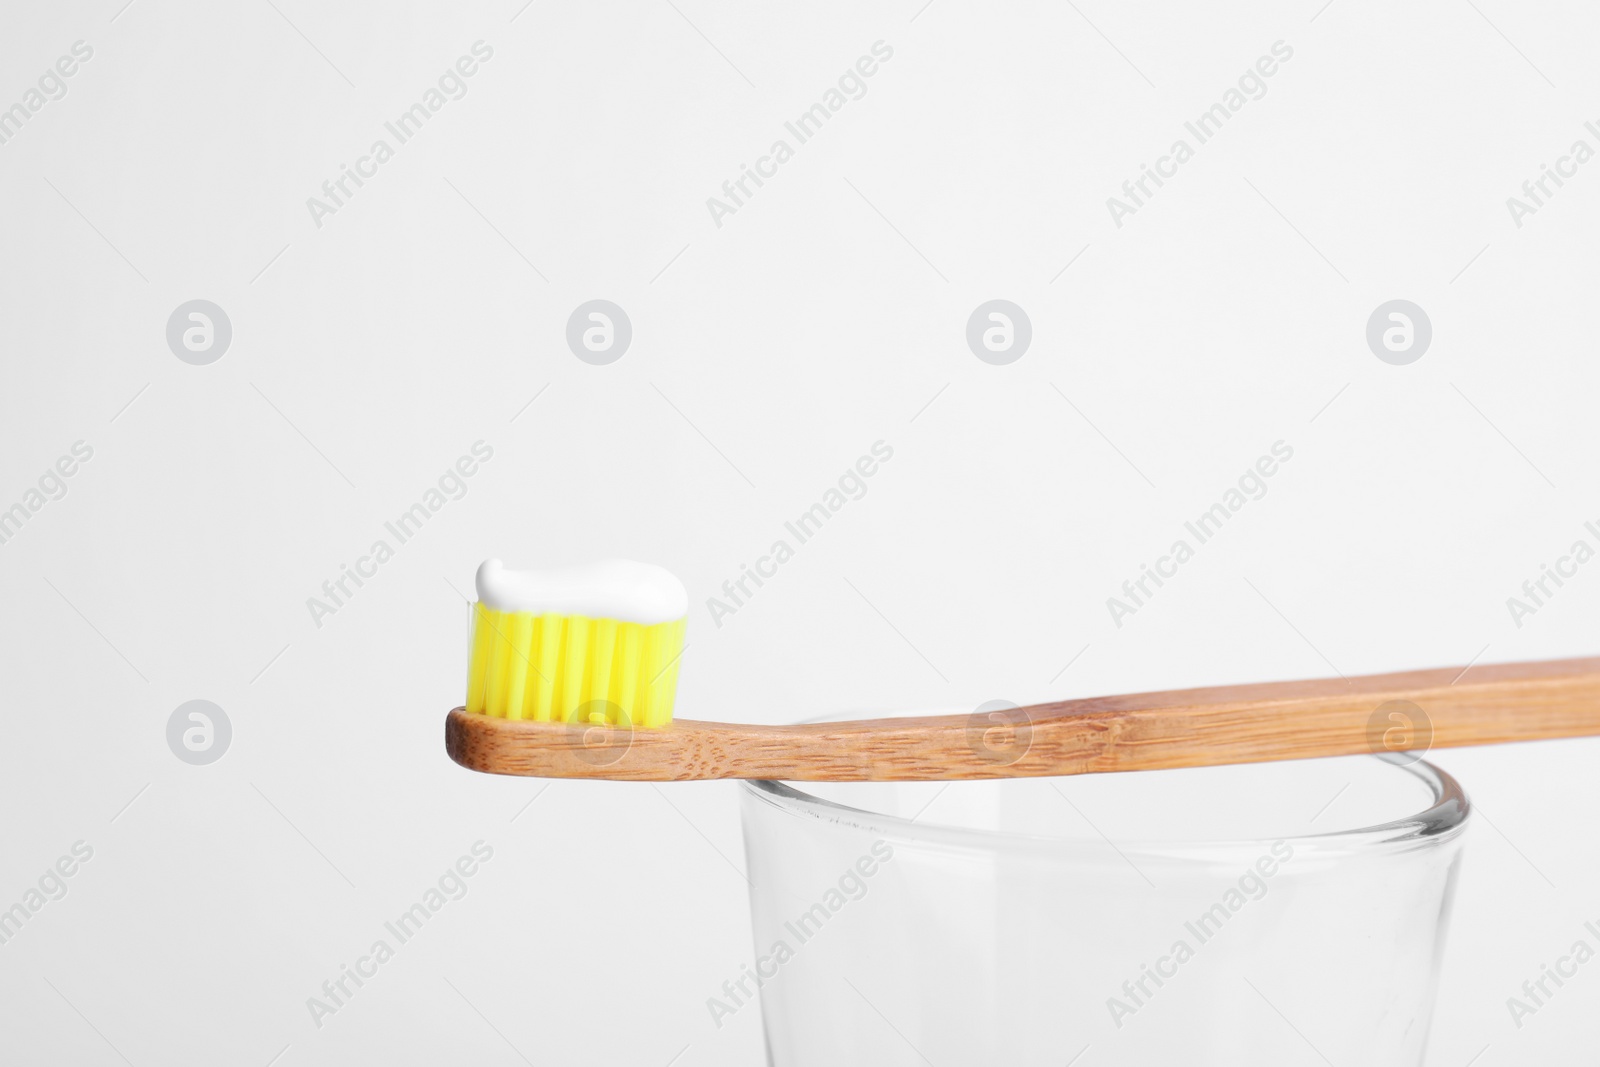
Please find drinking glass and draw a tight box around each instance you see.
[738,722,1467,1067]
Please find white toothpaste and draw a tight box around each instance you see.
[474,558,688,624]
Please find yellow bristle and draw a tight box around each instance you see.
[586,617,619,722]
[558,616,589,722]
[531,613,559,721]
[613,621,642,721]
[483,608,514,718]
[502,611,534,720]
[465,606,685,726]
[465,603,493,714]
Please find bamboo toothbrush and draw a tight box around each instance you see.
[447,560,1600,782]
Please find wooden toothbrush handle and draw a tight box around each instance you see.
[444,656,1600,782]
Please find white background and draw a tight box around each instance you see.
[2,0,1599,1063]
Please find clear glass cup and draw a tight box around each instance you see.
[738,723,1468,1067]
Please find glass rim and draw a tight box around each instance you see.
[742,752,1470,858]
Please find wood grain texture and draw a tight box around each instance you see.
[444,656,1600,781]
